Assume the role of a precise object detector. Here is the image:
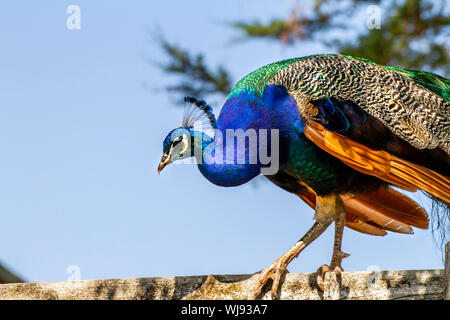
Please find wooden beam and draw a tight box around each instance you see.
[0,269,444,300]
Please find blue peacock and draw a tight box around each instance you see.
[158,54,450,299]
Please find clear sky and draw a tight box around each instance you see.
[0,0,444,283]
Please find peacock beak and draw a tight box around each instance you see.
[157,154,173,174]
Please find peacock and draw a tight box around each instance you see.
[158,54,450,299]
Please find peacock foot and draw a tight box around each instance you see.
[315,264,343,291]
[249,257,288,300]
[315,250,350,291]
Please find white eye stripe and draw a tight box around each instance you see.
[179,134,189,154]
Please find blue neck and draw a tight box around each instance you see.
[195,130,263,187]
[193,85,304,187]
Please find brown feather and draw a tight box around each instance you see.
[294,182,421,235]
[304,121,450,204]
[340,194,413,234]
[345,213,388,236]
[355,188,428,229]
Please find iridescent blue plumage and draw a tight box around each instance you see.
[310,98,367,132]
[197,85,304,187]
[193,85,379,194]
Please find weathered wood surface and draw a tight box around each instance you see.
[0,269,445,300]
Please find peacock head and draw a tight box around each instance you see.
[158,127,192,174]
[158,96,216,174]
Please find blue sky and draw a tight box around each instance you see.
[0,0,444,283]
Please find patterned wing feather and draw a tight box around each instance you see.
[269,55,450,154]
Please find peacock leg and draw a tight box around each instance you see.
[315,194,350,291]
[249,210,334,300]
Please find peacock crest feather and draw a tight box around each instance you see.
[181,96,216,130]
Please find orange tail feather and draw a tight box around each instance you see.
[304,121,450,204]
[296,184,428,235]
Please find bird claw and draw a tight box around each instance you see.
[315,264,344,292]
[316,264,340,291]
[249,258,288,300]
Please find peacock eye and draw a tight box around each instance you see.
[172,138,181,146]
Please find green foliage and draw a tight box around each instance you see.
[340,0,449,74]
[232,14,332,44]
[156,38,232,103]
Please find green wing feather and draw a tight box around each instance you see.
[342,55,450,101]
[391,69,450,101]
